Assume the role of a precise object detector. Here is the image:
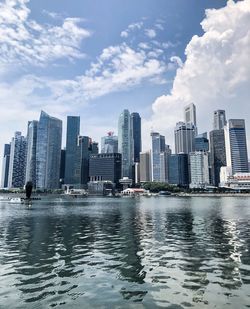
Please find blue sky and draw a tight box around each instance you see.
[0,0,249,161]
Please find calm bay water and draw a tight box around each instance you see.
[0,196,250,308]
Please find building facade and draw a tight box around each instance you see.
[168,154,189,187]
[175,122,196,154]
[189,151,210,188]
[118,109,132,178]
[8,132,27,188]
[65,116,80,184]
[210,129,226,186]
[1,144,11,188]
[131,112,141,163]
[101,132,118,153]
[195,133,209,152]
[25,120,38,187]
[89,153,121,186]
[139,151,151,182]
[213,110,226,130]
[151,132,165,181]
[36,111,62,190]
[224,119,249,174]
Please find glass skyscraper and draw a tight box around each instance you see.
[225,119,249,174]
[151,132,165,181]
[213,110,226,130]
[118,109,132,178]
[25,120,38,187]
[131,112,141,163]
[101,132,118,153]
[65,116,80,184]
[1,144,11,188]
[36,111,62,190]
[174,122,195,154]
[8,132,27,188]
[168,154,189,187]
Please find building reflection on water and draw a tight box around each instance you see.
[0,196,250,308]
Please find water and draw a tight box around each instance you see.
[0,196,250,308]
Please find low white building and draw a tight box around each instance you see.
[220,173,250,190]
[189,151,209,189]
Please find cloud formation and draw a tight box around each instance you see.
[146,0,250,150]
[0,0,91,66]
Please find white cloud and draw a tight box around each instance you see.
[120,21,143,38]
[145,28,156,38]
[146,0,250,151]
[0,0,91,67]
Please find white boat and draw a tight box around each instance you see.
[9,197,24,204]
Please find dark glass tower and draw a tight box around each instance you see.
[65,116,80,184]
[209,129,226,186]
[1,144,11,188]
[168,154,189,187]
[131,112,141,163]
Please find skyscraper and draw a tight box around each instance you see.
[1,144,11,188]
[184,103,197,125]
[210,129,226,186]
[174,122,195,154]
[213,110,226,130]
[8,132,27,188]
[168,154,189,187]
[131,112,141,163]
[65,116,80,184]
[189,151,210,188]
[139,151,151,182]
[224,119,249,174]
[101,132,118,153]
[36,111,62,190]
[151,132,165,181]
[118,109,132,178]
[195,133,209,152]
[25,120,38,187]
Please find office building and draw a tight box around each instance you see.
[60,149,66,185]
[151,132,165,181]
[25,120,38,187]
[131,112,141,163]
[1,144,11,188]
[213,110,226,130]
[36,111,62,190]
[101,132,118,153]
[195,133,209,152]
[175,122,195,154]
[224,119,248,174]
[159,151,169,183]
[8,132,27,188]
[168,154,189,187]
[189,151,210,188]
[184,103,197,126]
[89,153,121,186]
[210,129,226,186]
[118,109,132,178]
[65,116,80,184]
[140,151,151,182]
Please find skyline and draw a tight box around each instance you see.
[0,0,250,173]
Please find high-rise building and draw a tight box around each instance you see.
[89,153,122,186]
[8,132,27,188]
[139,151,151,182]
[36,111,62,190]
[210,129,226,186]
[174,122,195,154]
[224,119,248,174]
[151,132,165,181]
[65,116,80,184]
[131,112,141,163]
[168,154,189,187]
[189,151,210,188]
[60,149,66,185]
[184,103,197,126]
[101,132,118,153]
[118,109,132,178]
[1,144,11,188]
[213,110,226,130]
[25,120,38,187]
[195,133,209,152]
